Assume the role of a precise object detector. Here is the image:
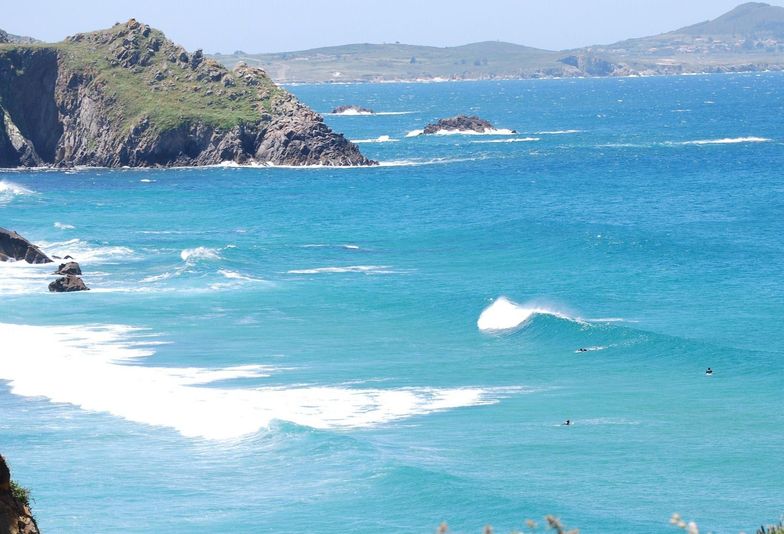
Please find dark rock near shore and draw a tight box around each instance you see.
[423,115,514,134]
[0,455,40,534]
[54,261,82,275]
[49,274,89,292]
[332,105,375,114]
[0,227,53,264]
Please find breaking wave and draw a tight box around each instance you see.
[180,246,222,263]
[54,222,75,230]
[534,129,582,134]
[0,180,34,204]
[477,297,578,333]
[0,322,498,440]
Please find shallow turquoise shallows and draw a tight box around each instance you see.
[1,73,783,533]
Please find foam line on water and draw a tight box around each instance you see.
[351,135,398,144]
[288,265,394,275]
[0,323,498,440]
[472,137,540,144]
[672,137,771,145]
[37,238,135,263]
[477,296,579,333]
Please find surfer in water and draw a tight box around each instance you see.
[577,348,588,353]
[563,419,572,426]
[705,368,713,376]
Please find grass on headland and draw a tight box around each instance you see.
[10,479,31,507]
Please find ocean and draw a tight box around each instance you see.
[1,73,782,533]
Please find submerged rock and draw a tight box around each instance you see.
[49,274,90,292]
[331,105,375,115]
[422,115,514,134]
[54,261,82,275]
[0,455,40,534]
[0,227,52,264]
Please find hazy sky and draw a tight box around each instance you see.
[4,0,784,53]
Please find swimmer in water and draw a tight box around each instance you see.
[563,419,572,426]
[577,348,588,353]
[706,368,713,375]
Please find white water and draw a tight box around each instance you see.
[0,180,34,204]
[406,128,517,137]
[352,135,398,143]
[0,323,495,440]
[54,222,76,230]
[473,137,540,144]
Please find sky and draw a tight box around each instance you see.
[3,0,784,53]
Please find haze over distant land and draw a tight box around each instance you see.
[2,0,784,53]
[213,2,784,82]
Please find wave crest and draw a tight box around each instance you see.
[180,246,222,262]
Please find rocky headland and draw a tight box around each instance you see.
[0,20,375,167]
[422,115,515,134]
[0,455,39,534]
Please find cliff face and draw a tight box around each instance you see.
[0,20,373,167]
[0,455,39,534]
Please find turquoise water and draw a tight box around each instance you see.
[1,73,783,533]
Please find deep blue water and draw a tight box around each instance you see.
[1,73,783,533]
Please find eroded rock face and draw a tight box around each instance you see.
[0,455,40,534]
[0,228,52,264]
[422,115,513,134]
[49,274,90,292]
[0,20,374,168]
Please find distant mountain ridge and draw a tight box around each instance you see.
[212,2,784,82]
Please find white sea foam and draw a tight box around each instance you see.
[39,238,134,263]
[53,222,75,230]
[477,297,576,332]
[139,178,155,183]
[674,137,771,145]
[407,128,516,137]
[351,135,398,144]
[473,137,540,144]
[0,261,57,295]
[329,110,414,116]
[180,247,222,262]
[288,265,393,275]
[302,244,361,250]
[0,323,497,439]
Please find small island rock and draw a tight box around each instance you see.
[422,115,515,134]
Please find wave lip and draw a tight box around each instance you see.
[0,322,497,440]
[407,128,516,137]
[477,296,576,333]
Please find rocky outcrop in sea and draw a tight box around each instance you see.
[0,20,374,167]
[422,115,515,134]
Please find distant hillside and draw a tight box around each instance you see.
[212,2,784,82]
